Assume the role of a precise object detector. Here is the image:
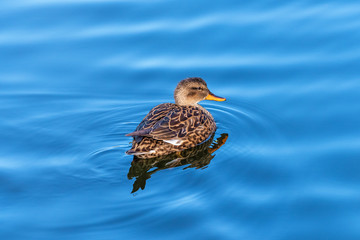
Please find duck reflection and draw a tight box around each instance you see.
[127,133,228,193]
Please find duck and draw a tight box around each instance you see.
[125,77,226,159]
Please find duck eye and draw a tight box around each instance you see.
[192,87,202,90]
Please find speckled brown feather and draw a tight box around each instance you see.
[126,103,217,159]
[128,103,175,143]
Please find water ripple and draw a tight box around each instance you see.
[2,0,360,238]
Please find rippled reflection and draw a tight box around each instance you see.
[127,133,228,193]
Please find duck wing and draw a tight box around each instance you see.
[127,106,209,143]
[126,103,176,142]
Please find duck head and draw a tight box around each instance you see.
[174,77,226,106]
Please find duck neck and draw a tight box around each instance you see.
[174,96,198,106]
[175,100,199,106]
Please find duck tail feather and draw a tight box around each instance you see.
[125,129,150,137]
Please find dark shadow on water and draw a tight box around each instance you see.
[127,133,228,193]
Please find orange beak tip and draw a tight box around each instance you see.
[205,93,226,102]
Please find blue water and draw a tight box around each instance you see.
[1,0,360,239]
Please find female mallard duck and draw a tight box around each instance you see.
[126,77,226,159]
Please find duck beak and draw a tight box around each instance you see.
[205,92,226,102]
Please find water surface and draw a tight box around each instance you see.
[1,0,360,239]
